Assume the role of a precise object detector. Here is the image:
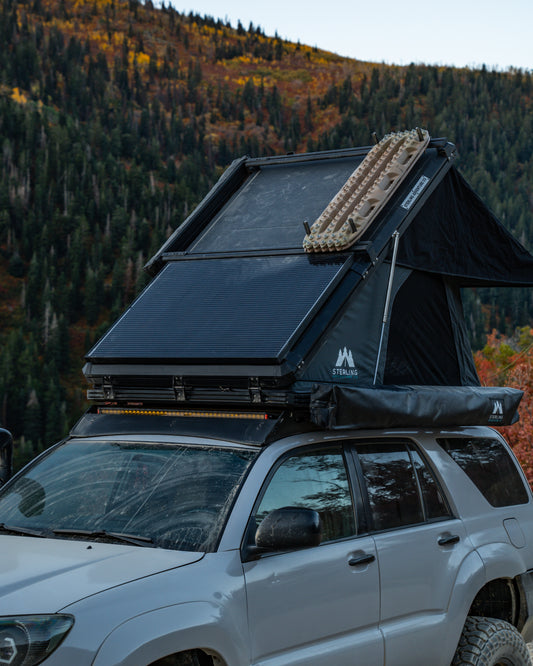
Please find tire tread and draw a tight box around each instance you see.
[452,616,531,666]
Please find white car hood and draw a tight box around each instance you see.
[0,535,203,614]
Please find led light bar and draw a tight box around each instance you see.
[97,407,269,420]
[303,128,430,252]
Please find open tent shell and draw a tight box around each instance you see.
[84,136,532,428]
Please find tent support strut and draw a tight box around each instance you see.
[373,231,400,385]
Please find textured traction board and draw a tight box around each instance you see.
[303,128,430,252]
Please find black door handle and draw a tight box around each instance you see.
[438,534,460,546]
[349,553,376,566]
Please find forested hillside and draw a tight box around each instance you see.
[1,0,533,465]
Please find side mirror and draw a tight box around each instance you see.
[0,428,13,486]
[255,506,321,552]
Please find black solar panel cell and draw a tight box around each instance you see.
[87,255,348,363]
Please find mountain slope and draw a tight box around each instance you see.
[0,0,532,463]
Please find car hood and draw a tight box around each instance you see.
[0,535,204,614]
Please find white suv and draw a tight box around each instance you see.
[0,415,533,666]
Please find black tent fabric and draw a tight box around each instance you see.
[297,261,393,386]
[397,168,533,286]
[298,263,481,388]
[383,271,479,386]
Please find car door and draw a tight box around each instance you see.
[352,439,473,666]
[242,444,383,666]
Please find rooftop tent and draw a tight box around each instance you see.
[84,131,533,426]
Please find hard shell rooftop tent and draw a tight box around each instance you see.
[84,130,533,430]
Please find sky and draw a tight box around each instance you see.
[175,0,533,72]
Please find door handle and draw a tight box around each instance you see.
[438,534,460,546]
[349,553,376,567]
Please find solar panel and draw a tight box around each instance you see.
[189,158,362,253]
[87,255,349,363]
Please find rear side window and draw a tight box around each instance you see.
[438,437,529,507]
[355,441,451,532]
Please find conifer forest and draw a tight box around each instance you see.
[1,0,533,470]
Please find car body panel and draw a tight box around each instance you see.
[244,536,382,665]
[0,536,202,614]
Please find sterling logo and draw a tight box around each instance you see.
[331,347,358,378]
[493,401,503,416]
[489,400,504,423]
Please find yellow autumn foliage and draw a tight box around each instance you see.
[11,88,28,105]
[131,52,150,69]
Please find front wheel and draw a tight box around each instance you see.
[452,616,531,665]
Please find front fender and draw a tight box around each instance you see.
[92,601,248,666]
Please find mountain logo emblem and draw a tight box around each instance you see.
[331,347,358,378]
[488,399,504,423]
[492,400,503,416]
[335,347,355,368]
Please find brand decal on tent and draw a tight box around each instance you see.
[489,400,505,424]
[401,175,430,210]
[331,347,359,378]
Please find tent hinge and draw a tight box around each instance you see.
[102,376,115,400]
[249,378,262,404]
[354,241,377,264]
[173,376,186,402]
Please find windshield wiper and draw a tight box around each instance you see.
[0,522,47,537]
[52,528,155,547]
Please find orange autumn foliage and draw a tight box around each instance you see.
[474,328,533,484]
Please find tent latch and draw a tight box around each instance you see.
[249,378,262,404]
[173,377,186,402]
[102,376,114,400]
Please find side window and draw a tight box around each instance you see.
[355,441,451,532]
[255,447,356,543]
[438,437,529,507]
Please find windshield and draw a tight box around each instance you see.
[0,439,256,551]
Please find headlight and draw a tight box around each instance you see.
[0,615,73,665]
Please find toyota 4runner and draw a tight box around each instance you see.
[0,413,533,666]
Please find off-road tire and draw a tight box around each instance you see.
[452,616,531,665]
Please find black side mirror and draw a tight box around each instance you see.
[254,506,321,553]
[0,428,13,486]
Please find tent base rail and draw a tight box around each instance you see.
[87,381,308,409]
